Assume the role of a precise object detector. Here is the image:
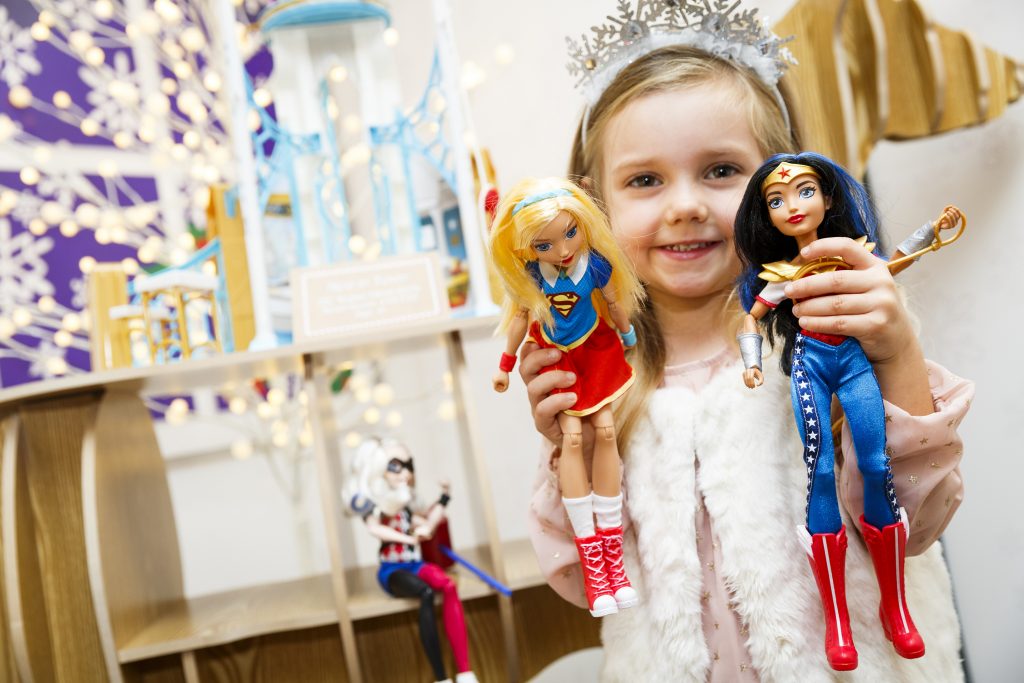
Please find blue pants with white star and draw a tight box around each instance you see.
[791,333,900,534]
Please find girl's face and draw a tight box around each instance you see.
[600,83,764,305]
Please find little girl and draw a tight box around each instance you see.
[521,4,972,682]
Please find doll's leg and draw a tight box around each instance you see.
[387,570,448,680]
[791,335,858,670]
[791,337,842,534]
[587,407,637,609]
[558,414,616,616]
[417,563,471,674]
[836,345,924,658]
[834,349,899,528]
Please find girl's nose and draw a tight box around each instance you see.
[665,183,709,224]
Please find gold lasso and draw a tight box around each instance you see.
[885,205,966,273]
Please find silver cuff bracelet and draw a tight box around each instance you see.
[895,221,935,258]
[736,332,763,370]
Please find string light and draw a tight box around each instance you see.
[52,91,72,109]
[59,220,78,237]
[329,65,348,83]
[229,397,247,415]
[9,86,33,109]
[20,167,40,185]
[253,88,273,108]
[94,0,114,20]
[30,219,49,236]
[12,308,32,327]
[30,22,51,41]
[37,296,56,313]
[231,439,253,460]
[78,257,96,274]
[54,330,73,347]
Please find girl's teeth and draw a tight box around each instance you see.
[665,242,713,252]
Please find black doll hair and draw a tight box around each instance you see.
[734,152,886,375]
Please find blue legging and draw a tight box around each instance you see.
[791,333,899,534]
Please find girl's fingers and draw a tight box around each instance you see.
[798,236,882,269]
[526,370,577,407]
[796,312,887,339]
[791,292,881,318]
[519,346,561,384]
[535,393,577,442]
[784,266,882,300]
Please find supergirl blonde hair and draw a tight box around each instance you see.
[567,45,799,450]
[489,177,642,332]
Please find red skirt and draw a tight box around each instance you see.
[528,318,634,417]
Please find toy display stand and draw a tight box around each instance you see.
[0,315,599,682]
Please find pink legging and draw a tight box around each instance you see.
[416,563,470,673]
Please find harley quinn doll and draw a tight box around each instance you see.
[733,152,963,671]
[489,177,643,617]
[346,438,477,683]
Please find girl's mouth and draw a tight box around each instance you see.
[561,255,575,265]
[659,241,719,260]
[787,214,806,224]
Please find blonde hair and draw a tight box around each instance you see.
[567,45,800,450]
[489,177,642,332]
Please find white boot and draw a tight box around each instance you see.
[455,672,479,683]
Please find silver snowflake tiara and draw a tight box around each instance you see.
[567,0,796,128]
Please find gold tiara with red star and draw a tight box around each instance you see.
[761,162,819,192]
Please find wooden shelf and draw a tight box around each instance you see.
[0,314,498,407]
[117,574,337,663]
[114,539,543,662]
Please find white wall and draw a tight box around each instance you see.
[163,1,1019,679]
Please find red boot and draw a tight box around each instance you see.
[597,526,638,610]
[574,534,617,617]
[801,526,858,671]
[860,512,925,659]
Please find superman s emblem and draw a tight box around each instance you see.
[548,292,580,318]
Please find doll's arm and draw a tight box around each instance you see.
[738,303,770,388]
[839,360,973,555]
[599,284,634,341]
[364,516,419,546]
[414,483,451,538]
[493,308,529,393]
[888,206,963,276]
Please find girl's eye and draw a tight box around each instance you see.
[799,186,816,199]
[534,243,551,253]
[627,174,660,188]
[767,197,783,210]
[706,164,739,180]
[566,225,578,239]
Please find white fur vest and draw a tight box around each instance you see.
[599,358,963,682]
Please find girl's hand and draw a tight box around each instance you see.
[493,370,510,392]
[787,237,914,364]
[519,341,579,446]
[743,367,764,389]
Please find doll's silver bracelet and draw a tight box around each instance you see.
[736,332,763,370]
[895,221,935,259]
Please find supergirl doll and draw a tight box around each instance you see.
[733,152,962,671]
[345,438,477,683]
[490,177,643,617]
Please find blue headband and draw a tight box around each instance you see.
[511,188,572,216]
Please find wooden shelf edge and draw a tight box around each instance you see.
[113,538,544,664]
[0,314,499,408]
[116,574,337,664]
